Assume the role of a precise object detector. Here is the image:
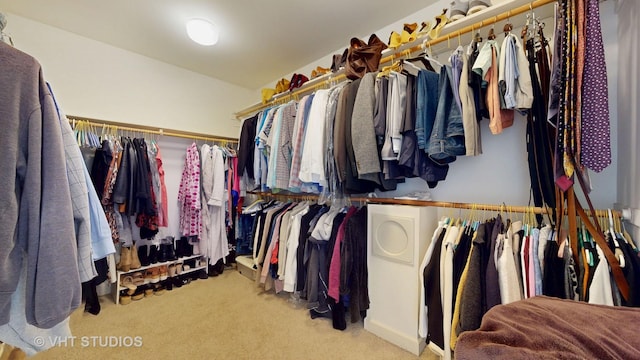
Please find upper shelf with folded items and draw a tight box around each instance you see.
[234,0,556,120]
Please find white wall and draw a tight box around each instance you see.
[258,0,619,210]
[3,13,254,138]
[616,0,640,243]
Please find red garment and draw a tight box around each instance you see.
[328,206,358,300]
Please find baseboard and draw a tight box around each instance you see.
[364,317,426,356]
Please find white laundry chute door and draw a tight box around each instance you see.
[365,204,437,356]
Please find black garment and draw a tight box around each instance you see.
[90,140,112,200]
[477,222,491,314]
[302,207,330,299]
[113,137,133,213]
[424,226,446,349]
[619,237,640,307]
[526,39,557,226]
[543,239,565,298]
[341,206,369,323]
[237,114,258,180]
[81,257,108,316]
[132,138,154,216]
[485,216,503,311]
[468,40,489,122]
[296,205,323,293]
[310,212,347,319]
[452,226,473,306]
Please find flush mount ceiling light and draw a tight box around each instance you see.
[186,18,219,46]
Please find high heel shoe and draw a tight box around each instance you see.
[428,9,449,40]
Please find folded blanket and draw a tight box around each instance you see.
[455,296,640,360]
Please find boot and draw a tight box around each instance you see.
[184,240,194,257]
[116,246,131,272]
[130,245,141,270]
[174,237,184,259]
[166,236,177,261]
[138,245,150,267]
[157,243,168,263]
[148,245,158,264]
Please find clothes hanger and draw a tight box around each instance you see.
[503,12,513,39]
[487,18,497,41]
[421,39,443,68]
[608,209,626,268]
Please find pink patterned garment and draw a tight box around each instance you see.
[178,143,202,238]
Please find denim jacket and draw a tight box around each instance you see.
[426,65,465,164]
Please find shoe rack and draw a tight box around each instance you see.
[112,254,208,305]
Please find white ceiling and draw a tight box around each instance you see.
[0,0,439,89]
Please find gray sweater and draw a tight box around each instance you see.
[0,42,80,329]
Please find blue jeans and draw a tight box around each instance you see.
[427,66,465,164]
[415,69,439,150]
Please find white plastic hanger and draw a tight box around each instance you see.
[421,39,443,68]
[608,209,626,268]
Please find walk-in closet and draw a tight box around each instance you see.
[0,0,638,359]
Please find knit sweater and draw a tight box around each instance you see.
[0,42,80,328]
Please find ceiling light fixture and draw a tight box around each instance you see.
[186,18,219,46]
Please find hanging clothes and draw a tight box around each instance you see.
[178,142,202,239]
[201,144,229,266]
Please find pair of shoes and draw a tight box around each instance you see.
[120,275,137,294]
[163,278,174,291]
[261,88,275,104]
[172,276,183,288]
[148,245,159,264]
[198,269,209,280]
[288,73,309,91]
[153,282,166,296]
[157,237,177,262]
[145,268,160,284]
[388,23,419,49]
[175,237,194,258]
[449,0,469,22]
[428,9,449,40]
[119,290,132,305]
[468,0,491,15]
[130,244,141,270]
[275,78,290,94]
[331,48,348,72]
[311,66,331,78]
[418,21,433,37]
[131,286,145,301]
[159,265,168,281]
[138,245,150,266]
[131,272,146,286]
[116,245,131,272]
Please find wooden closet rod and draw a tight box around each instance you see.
[247,191,621,218]
[234,0,556,119]
[67,115,239,144]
